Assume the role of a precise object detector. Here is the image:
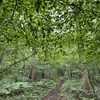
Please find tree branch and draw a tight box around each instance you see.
[0,54,34,73]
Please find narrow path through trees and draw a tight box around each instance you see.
[45,80,64,100]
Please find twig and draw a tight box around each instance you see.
[10,0,17,21]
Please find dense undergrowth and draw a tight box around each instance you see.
[0,76,100,100]
[0,78,57,100]
[60,78,100,100]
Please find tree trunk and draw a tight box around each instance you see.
[82,69,91,94]
[31,54,36,82]
[0,53,4,80]
[31,66,36,82]
[44,45,48,79]
[78,44,91,94]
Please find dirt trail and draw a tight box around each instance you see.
[45,80,64,100]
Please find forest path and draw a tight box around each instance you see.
[45,80,64,100]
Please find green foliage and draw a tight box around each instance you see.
[0,0,100,74]
[0,82,31,96]
[34,79,57,88]
[94,86,100,100]
[0,89,9,95]
[0,79,57,100]
[61,79,83,93]
[0,0,100,100]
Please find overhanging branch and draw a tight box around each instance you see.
[0,53,34,73]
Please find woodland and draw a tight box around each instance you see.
[0,0,100,100]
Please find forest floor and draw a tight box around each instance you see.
[45,80,68,100]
